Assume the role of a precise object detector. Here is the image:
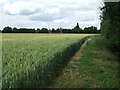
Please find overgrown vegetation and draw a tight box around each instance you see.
[2,34,93,88]
[100,2,120,55]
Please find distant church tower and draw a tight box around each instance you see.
[76,22,80,28]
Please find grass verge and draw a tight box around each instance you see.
[48,35,119,88]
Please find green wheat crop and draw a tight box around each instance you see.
[2,33,94,88]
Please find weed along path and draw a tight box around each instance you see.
[48,37,119,88]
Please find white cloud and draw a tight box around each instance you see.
[0,0,102,29]
[30,8,62,21]
[53,19,68,23]
[3,1,45,15]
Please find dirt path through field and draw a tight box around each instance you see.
[48,38,92,88]
[64,38,92,72]
[48,37,119,88]
[71,38,92,60]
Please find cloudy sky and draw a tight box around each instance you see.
[0,0,103,30]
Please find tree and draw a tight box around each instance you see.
[100,2,120,53]
[13,27,18,33]
[52,28,55,33]
[2,26,13,33]
[36,28,41,33]
[84,26,98,33]
[56,28,60,33]
[62,29,72,33]
[41,28,48,33]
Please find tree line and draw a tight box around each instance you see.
[1,23,100,34]
[100,1,120,55]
